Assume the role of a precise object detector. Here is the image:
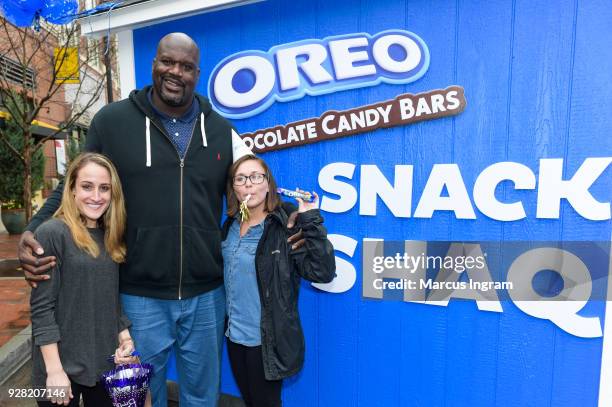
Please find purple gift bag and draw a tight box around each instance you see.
[101,363,153,407]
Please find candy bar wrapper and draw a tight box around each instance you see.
[277,188,314,202]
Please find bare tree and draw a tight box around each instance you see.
[0,17,107,222]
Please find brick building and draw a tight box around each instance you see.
[0,1,120,228]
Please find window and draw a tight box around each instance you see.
[0,54,36,89]
[86,37,104,72]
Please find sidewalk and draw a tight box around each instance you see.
[0,233,29,349]
[0,279,30,348]
[0,234,19,261]
[0,232,32,396]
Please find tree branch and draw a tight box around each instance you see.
[0,130,25,164]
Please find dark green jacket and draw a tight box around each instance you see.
[29,86,235,300]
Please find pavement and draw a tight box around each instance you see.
[0,233,31,390]
[0,279,29,350]
[0,359,35,407]
[0,232,34,405]
[0,234,19,261]
[0,234,28,349]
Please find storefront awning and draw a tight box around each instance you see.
[0,110,8,129]
[0,113,68,139]
[31,120,68,140]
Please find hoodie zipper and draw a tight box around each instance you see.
[179,158,185,299]
[148,116,199,300]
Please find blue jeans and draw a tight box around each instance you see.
[121,286,226,407]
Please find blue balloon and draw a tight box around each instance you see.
[10,0,44,13]
[41,0,78,24]
[1,1,37,27]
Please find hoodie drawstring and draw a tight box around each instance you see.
[145,116,151,167]
[145,113,207,167]
[200,113,207,148]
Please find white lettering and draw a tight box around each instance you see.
[537,158,612,220]
[322,114,337,135]
[414,164,476,219]
[372,34,421,73]
[328,37,376,80]
[318,159,610,221]
[276,44,333,91]
[399,97,414,120]
[508,248,602,338]
[359,165,413,217]
[473,162,536,221]
[312,234,357,293]
[213,55,275,108]
[319,162,358,213]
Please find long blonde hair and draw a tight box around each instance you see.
[54,153,126,262]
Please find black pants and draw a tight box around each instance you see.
[227,339,283,407]
[37,379,113,407]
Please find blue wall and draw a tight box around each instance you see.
[132,1,612,405]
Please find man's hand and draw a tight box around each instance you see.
[286,209,304,251]
[287,225,305,250]
[19,231,55,288]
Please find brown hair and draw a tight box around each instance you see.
[226,155,280,217]
[54,152,127,262]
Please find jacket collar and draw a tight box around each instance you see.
[222,202,296,239]
[129,85,213,120]
[131,86,214,167]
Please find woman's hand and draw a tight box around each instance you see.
[114,336,138,365]
[296,190,319,213]
[46,369,72,405]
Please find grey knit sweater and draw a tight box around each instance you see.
[30,218,131,387]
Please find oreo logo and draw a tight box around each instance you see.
[208,30,430,119]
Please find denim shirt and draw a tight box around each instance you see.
[222,219,264,346]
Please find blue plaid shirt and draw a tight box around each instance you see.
[147,89,199,159]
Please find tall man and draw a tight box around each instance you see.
[20,33,254,406]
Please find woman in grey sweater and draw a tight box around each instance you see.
[30,153,135,406]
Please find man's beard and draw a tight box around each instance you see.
[159,88,187,107]
[155,76,189,107]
